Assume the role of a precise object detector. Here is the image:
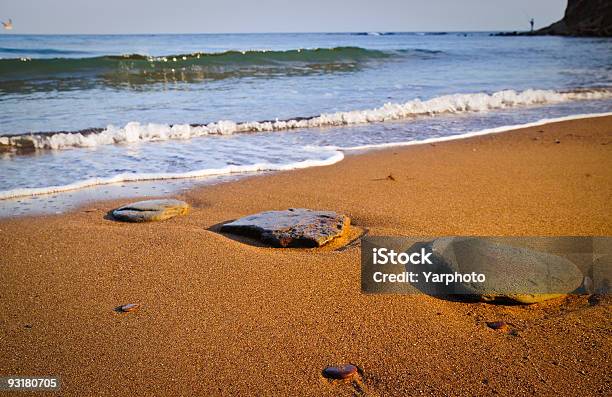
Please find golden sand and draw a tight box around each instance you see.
[1,116,611,396]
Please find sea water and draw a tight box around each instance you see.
[1,32,611,215]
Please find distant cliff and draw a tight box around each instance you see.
[535,0,611,37]
[495,0,612,37]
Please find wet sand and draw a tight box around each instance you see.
[1,116,611,396]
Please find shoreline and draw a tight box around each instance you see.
[1,111,611,215]
[1,115,611,396]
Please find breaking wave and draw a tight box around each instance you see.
[2,112,611,200]
[0,46,390,82]
[1,46,390,66]
[2,88,611,151]
[0,46,442,92]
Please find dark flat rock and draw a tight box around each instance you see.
[118,303,141,313]
[111,199,190,222]
[219,208,350,248]
[428,237,583,304]
[322,364,358,380]
[486,321,509,331]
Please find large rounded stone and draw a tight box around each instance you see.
[111,199,190,222]
[219,208,350,248]
[428,237,583,304]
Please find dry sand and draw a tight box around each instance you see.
[1,116,611,396]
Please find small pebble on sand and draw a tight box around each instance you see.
[322,364,358,380]
[486,321,509,331]
[119,303,141,313]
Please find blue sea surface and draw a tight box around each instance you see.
[0,32,611,215]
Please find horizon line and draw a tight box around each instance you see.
[0,29,528,36]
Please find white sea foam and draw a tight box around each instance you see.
[331,112,612,151]
[0,150,345,200]
[2,88,610,150]
[2,112,611,201]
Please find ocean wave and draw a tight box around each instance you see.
[0,150,345,200]
[0,46,390,77]
[1,88,611,151]
[0,46,400,92]
[351,32,396,36]
[0,46,91,56]
[3,112,611,200]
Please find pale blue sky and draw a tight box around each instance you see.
[1,0,566,34]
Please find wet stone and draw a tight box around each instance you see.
[486,321,509,331]
[118,303,141,313]
[220,208,350,248]
[427,237,583,304]
[322,364,358,380]
[111,199,189,222]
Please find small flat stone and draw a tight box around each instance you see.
[119,303,140,313]
[486,321,509,331]
[427,237,583,304]
[111,199,189,222]
[220,208,350,248]
[322,364,358,380]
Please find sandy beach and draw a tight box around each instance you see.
[1,115,611,396]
